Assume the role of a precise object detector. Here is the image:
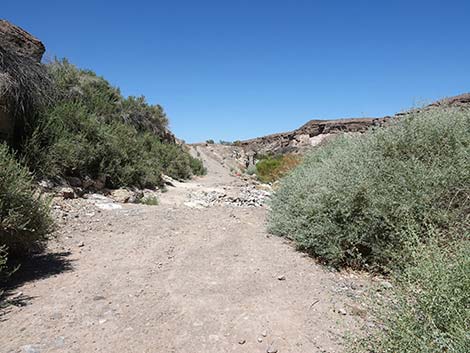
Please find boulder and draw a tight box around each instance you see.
[162,174,177,187]
[0,20,45,62]
[93,176,106,190]
[110,189,133,203]
[82,177,94,189]
[67,176,82,187]
[110,188,145,203]
[60,187,76,199]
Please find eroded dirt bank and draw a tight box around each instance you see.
[1,145,371,353]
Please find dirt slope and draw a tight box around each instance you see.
[1,145,370,353]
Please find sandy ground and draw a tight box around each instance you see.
[0,145,370,353]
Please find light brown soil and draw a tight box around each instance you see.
[1,145,370,353]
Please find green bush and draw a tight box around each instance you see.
[47,58,122,120]
[256,156,282,182]
[245,164,257,175]
[256,154,302,183]
[189,155,207,176]
[140,196,159,206]
[269,108,470,271]
[22,101,206,188]
[0,143,52,258]
[19,59,205,188]
[359,238,470,353]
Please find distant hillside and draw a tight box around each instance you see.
[238,93,470,155]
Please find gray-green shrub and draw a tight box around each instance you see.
[269,108,470,271]
[359,237,470,353]
[0,143,52,257]
[140,196,159,206]
[245,164,257,176]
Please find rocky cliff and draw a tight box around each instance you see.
[0,20,45,62]
[238,117,390,155]
[238,94,470,155]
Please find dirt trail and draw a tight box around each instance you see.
[1,145,369,353]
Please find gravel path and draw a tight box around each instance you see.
[1,145,370,353]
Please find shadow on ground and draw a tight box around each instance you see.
[0,251,73,317]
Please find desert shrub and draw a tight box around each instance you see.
[206,139,215,144]
[47,58,122,119]
[22,101,206,188]
[140,195,159,206]
[245,164,257,175]
[269,108,470,270]
[358,237,470,353]
[0,143,52,257]
[120,96,168,135]
[46,59,170,139]
[19,59,204,188]
[256,154,302,183]
[189,155,207,176]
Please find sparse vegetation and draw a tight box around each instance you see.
[358,238,470,353]
[245,164,257,176]
[140,195,159,206]
[2,21,469,350]
[189,156,207,176]
[255,154,301,183]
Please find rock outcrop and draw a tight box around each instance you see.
[427,93,470,108]
[0,20,45,62]
[238,117,390,155]
[238,93,470,156]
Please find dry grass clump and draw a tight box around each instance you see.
[0,46,53,143]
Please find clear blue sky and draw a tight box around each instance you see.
[3,0,469,142]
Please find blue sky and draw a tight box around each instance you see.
[3,0,469,142]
